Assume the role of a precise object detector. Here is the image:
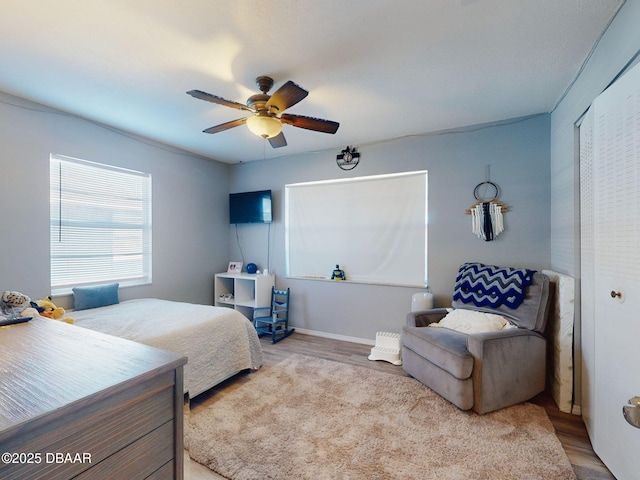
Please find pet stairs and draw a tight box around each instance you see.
[368,332,402,366]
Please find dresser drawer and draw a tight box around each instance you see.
[146,459,176,479]
[2,371,177,480]
[74,421,175,480]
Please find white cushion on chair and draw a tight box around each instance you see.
[428,309,515,334]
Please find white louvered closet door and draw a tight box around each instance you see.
[588,61,640,480]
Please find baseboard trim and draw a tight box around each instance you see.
[293,328,375,346]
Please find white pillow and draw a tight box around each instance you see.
[428,309,516,334]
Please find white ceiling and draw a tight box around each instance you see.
[0,0,623,164]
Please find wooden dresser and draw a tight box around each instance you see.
[0,317,187,479]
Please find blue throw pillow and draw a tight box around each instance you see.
[72,283,120,311]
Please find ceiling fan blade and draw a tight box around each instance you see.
[187,90,253,112]
[281,113,339,134]
[202,117,247,134]
[265,81,308,113]
[268,132,287,148]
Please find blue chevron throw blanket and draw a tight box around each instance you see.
[452,263,535,309]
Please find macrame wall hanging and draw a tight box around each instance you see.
[465,167,507,241]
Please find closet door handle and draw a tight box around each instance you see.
[610,290,625,302]
[623,396,640,429]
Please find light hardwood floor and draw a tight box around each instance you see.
[185,333,615,480]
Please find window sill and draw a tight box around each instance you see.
[51,279,151,298]
[286,276,427,289]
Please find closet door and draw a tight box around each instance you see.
[590,61,640,480]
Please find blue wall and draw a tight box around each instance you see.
[0,92,230,308]
[230,114,551,342]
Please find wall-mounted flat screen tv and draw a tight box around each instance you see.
[229,190,272,224]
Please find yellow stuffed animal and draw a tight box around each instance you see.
[37,297,74,324]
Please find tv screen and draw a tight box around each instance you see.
[229,190,272,224]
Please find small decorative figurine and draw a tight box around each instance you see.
[331,264,346,281]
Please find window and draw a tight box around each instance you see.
[285,171,428,287]
[50,154,152,293]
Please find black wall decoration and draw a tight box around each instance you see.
[336,146,360,170]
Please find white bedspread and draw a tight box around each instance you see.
[72,298,263,397]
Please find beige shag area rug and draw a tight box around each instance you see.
[185,354,576,480]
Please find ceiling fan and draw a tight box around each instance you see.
[187,76,339,148]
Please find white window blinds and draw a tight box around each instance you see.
[285,171,428,287]
[50,154,152,292]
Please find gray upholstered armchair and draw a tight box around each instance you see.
[401,263,552,414]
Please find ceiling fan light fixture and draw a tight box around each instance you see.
[246,114,282,139]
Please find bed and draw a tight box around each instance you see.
[71,298,263,398]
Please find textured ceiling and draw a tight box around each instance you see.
[0,0,623,163]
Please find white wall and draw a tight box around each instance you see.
[229,114,551,342]
[0,92,230,309]
[550,0,640,410]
